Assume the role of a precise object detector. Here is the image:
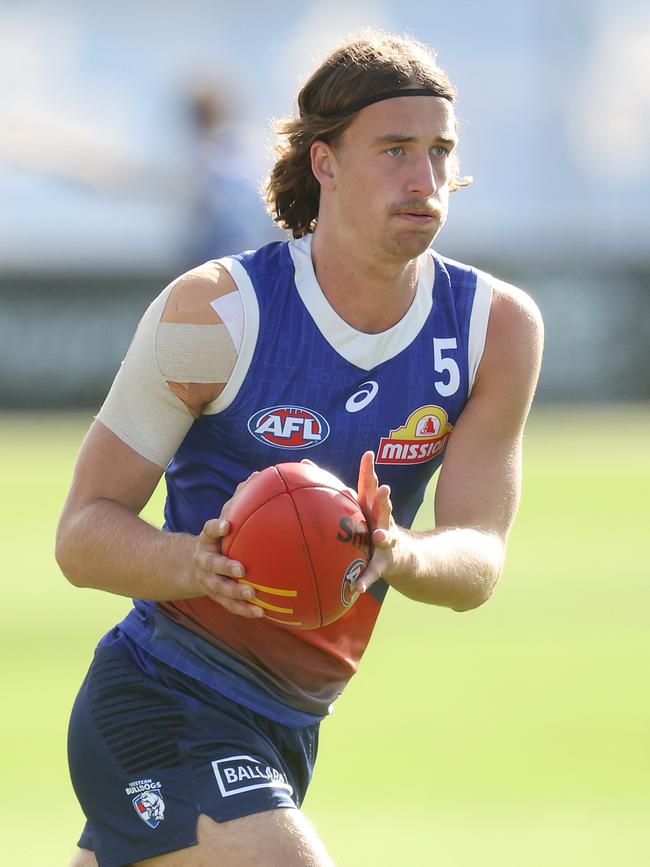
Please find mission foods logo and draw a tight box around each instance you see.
[376,405,453,465]
[248,405,330,449]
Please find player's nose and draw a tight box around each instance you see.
[407,152,437,196]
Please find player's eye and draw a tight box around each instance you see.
[431,146,448,158]
[386,146,404,157]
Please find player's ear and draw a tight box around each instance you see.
[310,140,337,189]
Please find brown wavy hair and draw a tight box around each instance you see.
[265,30,471,238]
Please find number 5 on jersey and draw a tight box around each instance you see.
[433,338,460,396]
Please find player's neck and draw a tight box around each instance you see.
[310,228,419,334]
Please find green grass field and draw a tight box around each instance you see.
[2,406,649,866]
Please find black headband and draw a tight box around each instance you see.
[321,88,450,119]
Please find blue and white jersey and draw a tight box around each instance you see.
[120,233,492,723]
[165,233,491,533]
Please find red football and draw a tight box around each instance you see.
[221,462,371,630]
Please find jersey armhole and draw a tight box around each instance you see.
[467,270,493,395]
[204,257,260,414]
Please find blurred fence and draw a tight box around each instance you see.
[0,270,169,409]
[1,260,648,409]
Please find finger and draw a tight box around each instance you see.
[372,527,394,548]
[198,549,245,581]
[357,450,377,512]
[371,451,379,484]
[235,471,259,493]
[202,517,229,540]
[221,473,260,516]
[354,555,384,594]
[204,596,265,618]
[213,596,264,620]
[357,450,376,493]
[221,470,262,519]
[300,459,316,466]
[218,597,265,618]
[199,571,253,601]
[198,572,265,618]
[372,484,393,529]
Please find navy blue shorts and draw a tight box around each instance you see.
[68,630,319,867]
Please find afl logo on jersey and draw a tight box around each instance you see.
[248,405,330,450]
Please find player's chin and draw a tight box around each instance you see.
[388,227,440,258]
[394,216,443,248]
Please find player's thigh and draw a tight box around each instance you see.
[133,809,333,867]
[69,848,98,867]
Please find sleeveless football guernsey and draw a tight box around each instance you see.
[118,234,492,726]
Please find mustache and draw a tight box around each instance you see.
[390,200,443,219]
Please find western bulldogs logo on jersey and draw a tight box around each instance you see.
[125,779,166,828]
[248,405,330,449]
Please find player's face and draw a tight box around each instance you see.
[331,96,458,261]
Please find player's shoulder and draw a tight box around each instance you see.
[237,239,294,277]
[432,251,543,341]
[474,274,544,398]
[434,253,537,311]
[431,251,479,289]
[162,260,240,326]
[489,276,544,345]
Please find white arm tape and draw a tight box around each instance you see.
[97,284,197,468]
[156,322,238,383]
[97,264,252,465]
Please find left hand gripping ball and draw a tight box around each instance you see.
[222,462,371,630]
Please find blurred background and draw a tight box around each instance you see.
[1,0,648,864]
[2,0,649,405]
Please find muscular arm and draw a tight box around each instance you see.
[55,421,259,617]
[358,281,544,611]
[55,264,261,618]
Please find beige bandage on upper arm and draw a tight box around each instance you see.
[156,323,238,383]
[96,262,242,468]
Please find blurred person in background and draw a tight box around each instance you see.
[182,83,276,266]
[2,75,271,270]
[56,29,543,867]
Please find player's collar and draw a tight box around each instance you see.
[288,233,434,371]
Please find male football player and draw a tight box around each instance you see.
[57,30,543,867]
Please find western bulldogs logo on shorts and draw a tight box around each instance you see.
[125,779,166,828]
